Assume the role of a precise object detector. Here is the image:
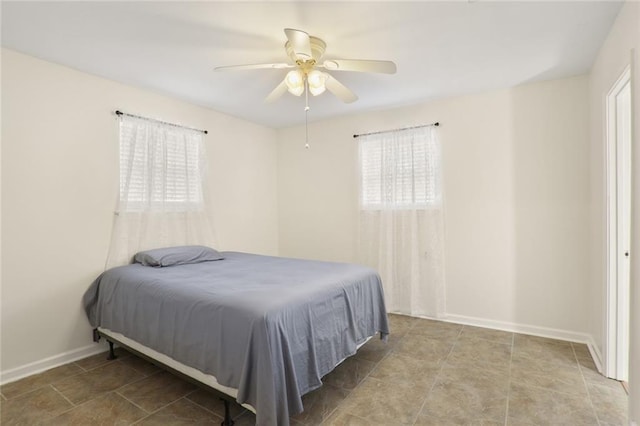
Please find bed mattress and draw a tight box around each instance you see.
[83,251,389,425]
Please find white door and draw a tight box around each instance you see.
[606,67,631,382]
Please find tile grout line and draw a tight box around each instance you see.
[507,376,597,399]
[303,329,392,425]
[340,332,391,396]
[112,368,181,414]
[1,366,90,402]
[48,383,77,410]
[127,365,161,378]
[182,390,229,420]
[96,367,162,422]
[54,366,165,424]
[410,323,464,425]
[573,343,604,425]
[51,358,153,415]
[115,368,163,395]
[74,349,134,373]
[73,360,92,372]
[325,327,405,424]
[128,394,191,425]
[129,411,150,425]
[322,324,411,425]
[503,332,515,426]
[47,388,145,422]
[38,383,79,420]
[115,389,153,415]
[130,394,224,425]
[6,386,45,401]
[74,353,123,373]
[46,384,118,422]
[508,340,610,403]
[506,339,595,397]
[338,333,392,416]
[329,412,371,425]
[317,391,349,425]
[0,385,50,402]
[151,392,196,414]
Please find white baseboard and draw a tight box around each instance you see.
[1,314,605,387]
[585,335,604,374]
[440,314,604,372]
[441,313,595,345]
[392,312,606,372]
[0,341,107,386]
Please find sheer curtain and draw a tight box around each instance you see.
[357,126,445,318]
[106,115,215,268]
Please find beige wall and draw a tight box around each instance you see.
[278,75,591,336]
[0,48,279,377]
[588,1,640,421]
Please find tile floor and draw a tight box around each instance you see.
[0,314,628,425]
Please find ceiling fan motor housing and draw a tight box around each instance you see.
[285,36,327,64]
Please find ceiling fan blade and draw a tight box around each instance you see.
[214,63,292,71]
[322,59,397,74]
[284,28,313,60]
[264,79,288,103]
[325,74,358,103]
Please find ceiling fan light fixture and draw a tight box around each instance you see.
[288,85,305,96]
[285,69,304,95]
[309,85,326,96]
[307,70,327,96]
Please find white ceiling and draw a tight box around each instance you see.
[1,1,622,128]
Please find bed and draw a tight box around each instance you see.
[83,248,389,426]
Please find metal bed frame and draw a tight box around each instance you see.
[94,329,237,426]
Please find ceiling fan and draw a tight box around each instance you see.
[215,28,397,104]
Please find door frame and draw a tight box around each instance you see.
[605,65,632,380]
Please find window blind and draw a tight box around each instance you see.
[359,127,439,209]
[119,117,204,212]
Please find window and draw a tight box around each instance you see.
[119,116,204,212]
[357,125,445,317]
[359,126,440,210]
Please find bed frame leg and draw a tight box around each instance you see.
[220,398,234,426]
[107,340,118,360]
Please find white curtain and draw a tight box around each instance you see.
[106,116,215,268]
[357,126,445,318]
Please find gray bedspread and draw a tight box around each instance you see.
[83,252,389,425]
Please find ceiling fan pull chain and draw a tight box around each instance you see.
[305,79,310,149]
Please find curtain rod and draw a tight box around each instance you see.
[353,121,439,139]
[115,110,208,135]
